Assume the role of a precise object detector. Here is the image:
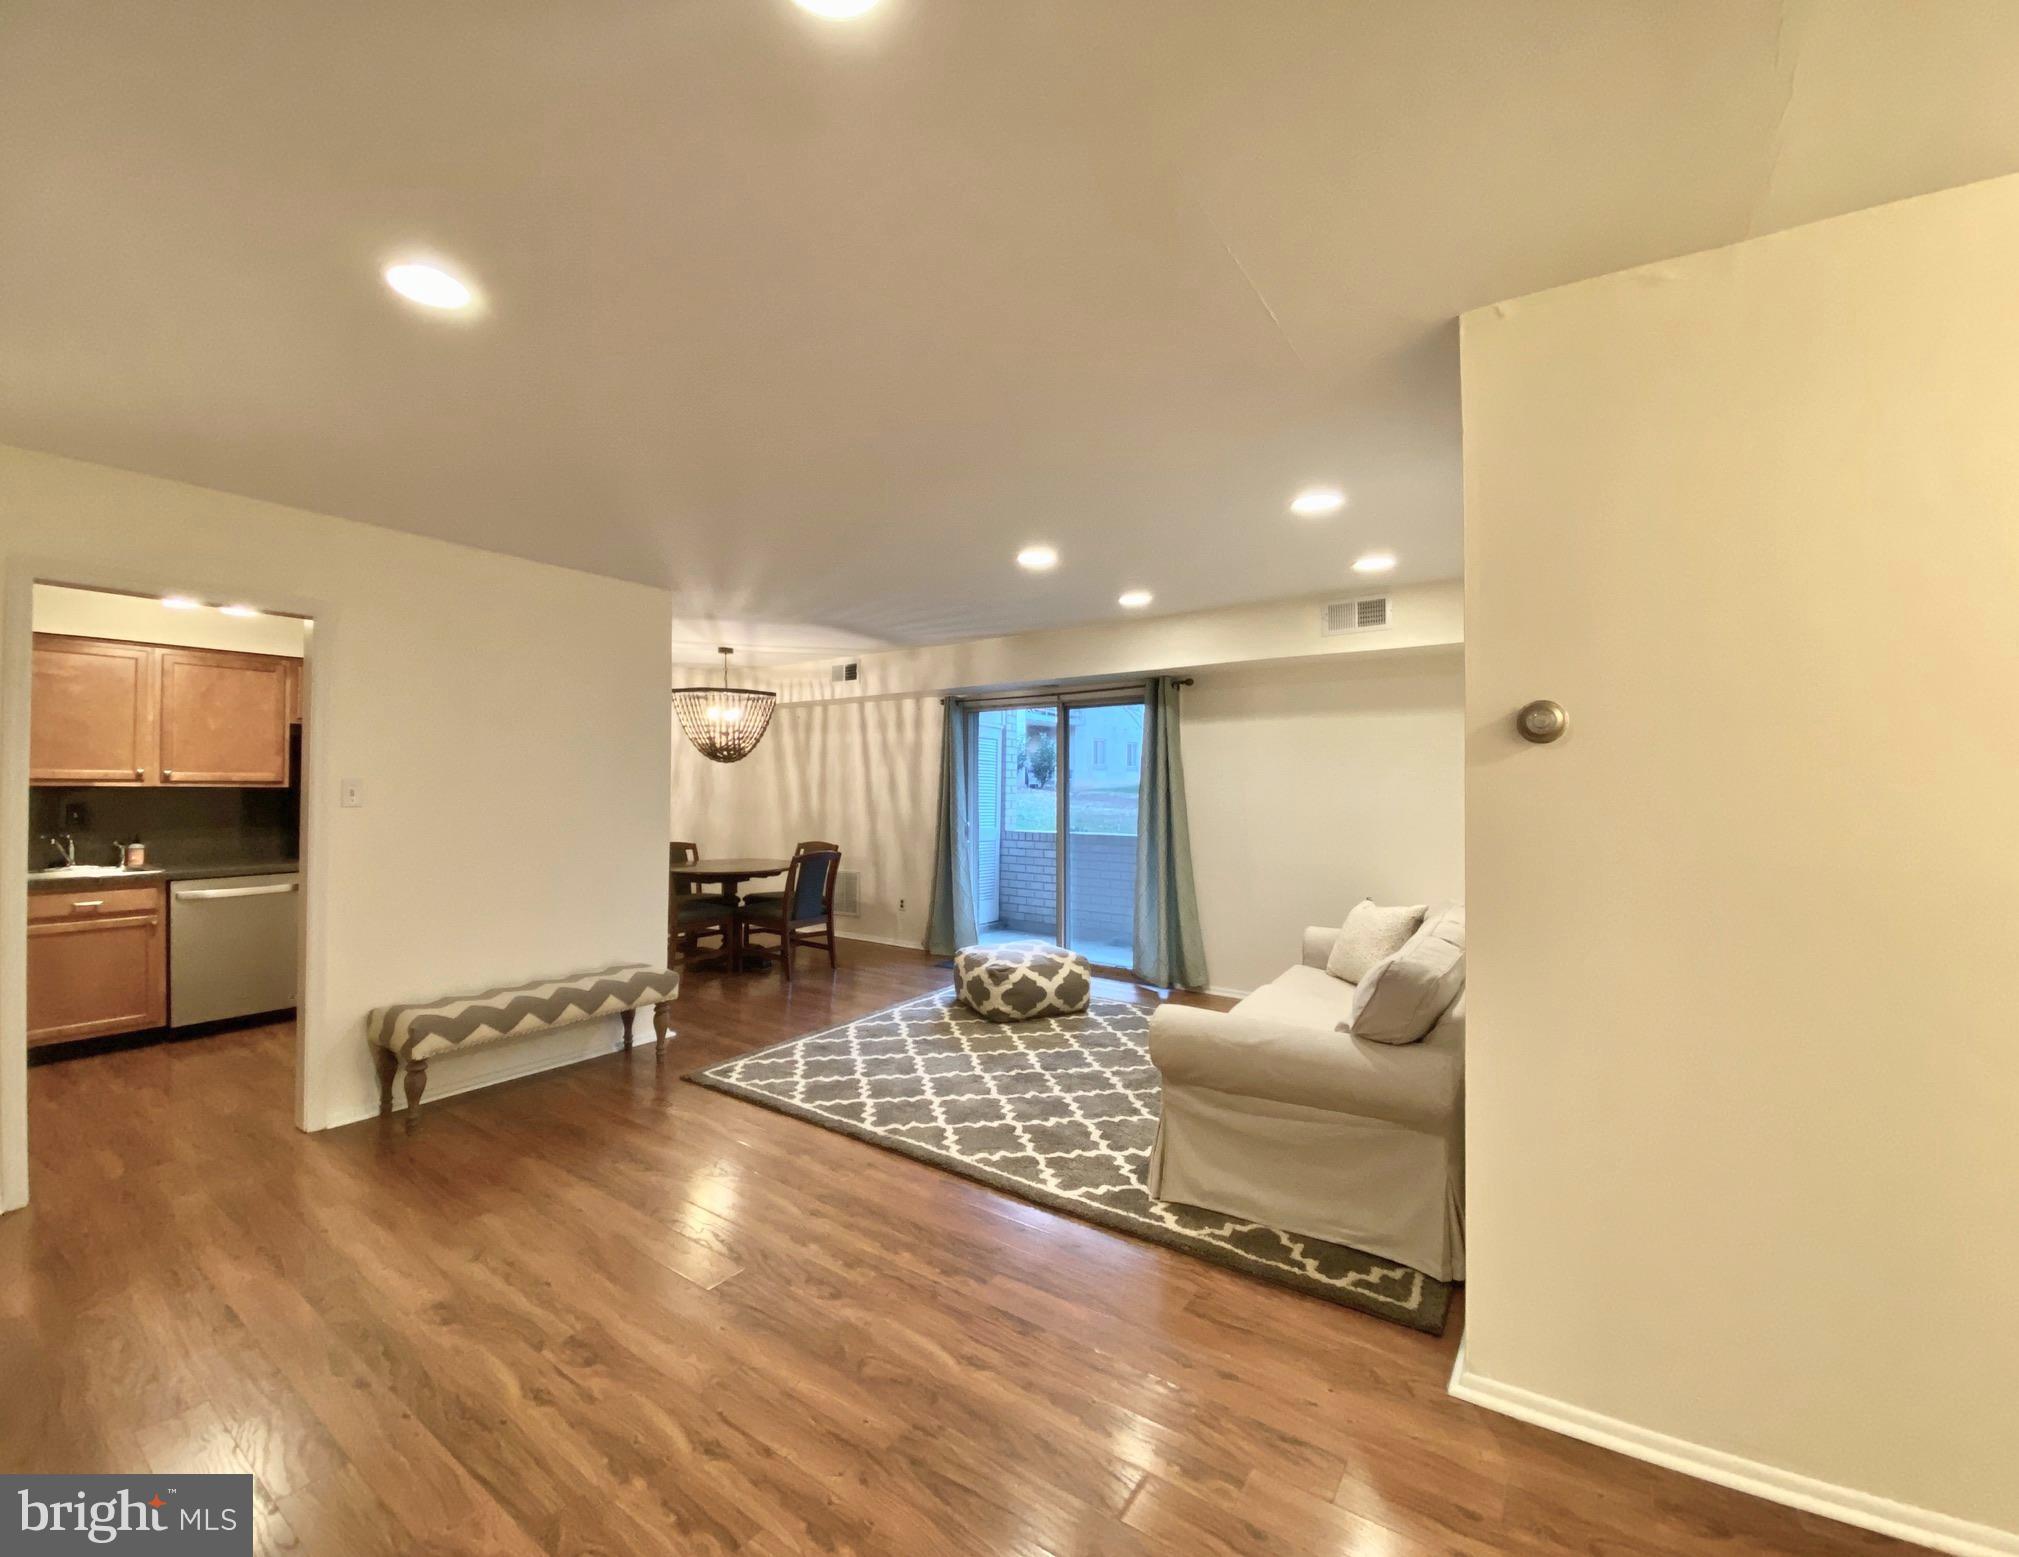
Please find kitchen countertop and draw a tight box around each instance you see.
[27,861,300,895]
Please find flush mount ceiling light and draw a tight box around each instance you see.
[1352,551,1397,574]
[160,595,201,610]
[1290,487,1347,517]
[672,647,777,764]
[1117,589,1153,609]
[1016,545,1059,572]
[383,261,474,311]
[792,0,882,15]
[218,604,261,617]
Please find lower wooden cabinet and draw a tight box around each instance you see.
[27,884,167,1046]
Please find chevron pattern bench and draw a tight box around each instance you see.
[367,963,680,1124]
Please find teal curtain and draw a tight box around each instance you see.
[925,698,977,956]
[1132,678,1207,989]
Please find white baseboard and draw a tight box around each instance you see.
[318,1018,653,1131]
[1448,1347,2019,1557]
[835,931,924,951]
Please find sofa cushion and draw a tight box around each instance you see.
[1345,904,1466,1044]
[1324,899,1426,983]
[1239,963,1360,1028]
[1153,993,1464,1129]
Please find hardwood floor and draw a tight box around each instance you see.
[4,940,1914,1556]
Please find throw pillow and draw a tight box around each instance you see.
[1324,899,1426,983]
[1342,903,1466,1044]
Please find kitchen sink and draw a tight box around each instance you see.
[29,865,138,880]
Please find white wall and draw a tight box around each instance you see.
[673,601,1465,994]
[2,445,672,1208]
[1187,652,1462,991]
[1460,175,2019,1553]
[671,693,943,947]
[765,580,1463,703]
[33,582,308,657]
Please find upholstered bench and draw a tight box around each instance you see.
[953,940,1093,1022]
[367,963,680,1123]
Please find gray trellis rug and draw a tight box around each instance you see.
[688,991,1451,1333]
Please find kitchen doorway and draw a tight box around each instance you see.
[3,573,321,1212]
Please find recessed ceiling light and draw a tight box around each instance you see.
[1016,545,1059,572]
[161,595,201,610]
[218,604,261,617]
[1352,551,1397,574]
[1290,487,1347,517]
[793,0,881,15]
[1117,590,1153,609]
[383,261,474,311]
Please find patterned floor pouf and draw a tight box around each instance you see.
[953,940,1093,1022]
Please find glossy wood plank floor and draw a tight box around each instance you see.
[4,941,1914,1556]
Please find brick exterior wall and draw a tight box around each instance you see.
[995,829,1056,933]
[992,829,1134,948]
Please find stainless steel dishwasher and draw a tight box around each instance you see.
[169,872,301,1027]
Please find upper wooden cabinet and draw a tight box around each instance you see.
[30,636,158,784]
[31,634,296,788]
[158,648,290,785]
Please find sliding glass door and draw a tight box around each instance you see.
[970,692,1143,971]
[1063,699,1143,968]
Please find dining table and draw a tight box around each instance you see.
[671,857,790,971]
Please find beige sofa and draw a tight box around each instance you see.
[1145,920,1465,1281]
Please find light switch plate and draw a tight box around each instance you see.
[340,778,364,808]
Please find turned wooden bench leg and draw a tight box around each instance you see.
[403,1059,429,1126]
[620,1008,637,1050]
[653,1000,674,1059]
[373,1046,399,1116]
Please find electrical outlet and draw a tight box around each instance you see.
[62,800,92,830]
[898,898,905,912]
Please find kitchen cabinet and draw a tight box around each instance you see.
[158,647,290,785]
[30,634,294,788]
[27,883,168,1045]
[29,635,158,784]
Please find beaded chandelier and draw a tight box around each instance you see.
[672,646,776,763]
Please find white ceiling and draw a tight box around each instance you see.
[4,1,2019,648]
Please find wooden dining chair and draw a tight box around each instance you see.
[736,849,840,985]
[739,840,839,915]
[669,840,735,964]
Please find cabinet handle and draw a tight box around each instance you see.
[71,899,105,909]
[163,769,175,779]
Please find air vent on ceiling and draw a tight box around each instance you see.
[1322,594,1391,635]
[833,870,861,917]
[831,659,861,683]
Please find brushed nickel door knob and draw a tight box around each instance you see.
[1516,700,1568,743]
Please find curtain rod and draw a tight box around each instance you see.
[943,676,1191,705]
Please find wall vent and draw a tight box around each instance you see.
[831,659,861,683]
[833,870,862,917]
[1322,594,1391,635]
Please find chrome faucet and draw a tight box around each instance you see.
[47,833,77,869]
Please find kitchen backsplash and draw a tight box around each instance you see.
[29,784,298,870]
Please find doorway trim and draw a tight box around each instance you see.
[1,554,336,1213]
